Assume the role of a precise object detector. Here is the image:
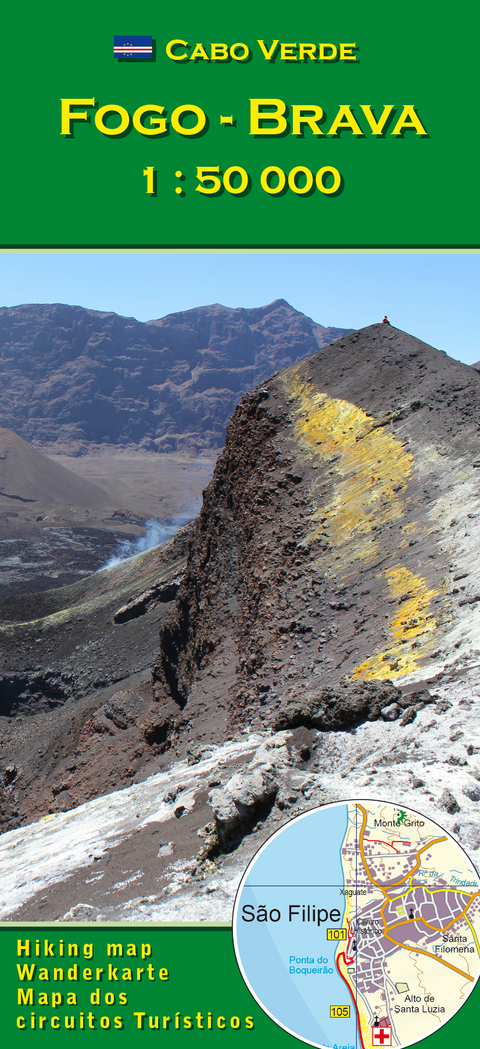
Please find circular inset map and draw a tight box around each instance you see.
[233,800,480,1049]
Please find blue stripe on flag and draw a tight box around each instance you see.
[114,36,152,48]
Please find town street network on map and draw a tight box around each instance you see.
[338,802,480,1047]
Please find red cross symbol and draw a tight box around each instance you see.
[372,1027,392,1046]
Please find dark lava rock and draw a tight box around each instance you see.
[438,788,461,814]
[0,301,352,454]
[435,699,452,713]
[0,670,73,717]
[451,820,480,849]
[271,680,402,731]
[400,707,418,726]
[114,575,183,624]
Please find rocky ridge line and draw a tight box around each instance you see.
[0,300,352,454]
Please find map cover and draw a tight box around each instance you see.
[0,2,479,1049]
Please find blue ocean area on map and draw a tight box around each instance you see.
[236,805,359,1047]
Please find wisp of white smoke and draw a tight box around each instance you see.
[99,500,200,571]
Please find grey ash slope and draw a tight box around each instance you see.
[0,300,351,454]
[0,427,109,507]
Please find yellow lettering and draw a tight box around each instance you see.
[166,40,188,60]
[292,105,324,135]
[60,98,95,136]
[211,43,228,60]
[391,105,428,135]
[328,105,363,136]
[171,105,206,136]
[17,964,35,980]
[280,43,297,60]
[288,166,314,194]
[299,44,316,60]
[250,98,287,135]
[18,990,33,1006]
[190,43,209,61]
[319,44,337,60]
[257,39,279,61]
[95,105,130,136]
[359,104,394,135]
[260,166,286,194]
[230,42,249,61]
[316,166,342,194]
[133,105,167,135]
[340,43,357,60]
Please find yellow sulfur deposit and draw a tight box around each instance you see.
[282,368,443,677]
[283,370,414,567]
[350,566,441,679]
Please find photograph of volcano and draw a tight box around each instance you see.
[0,253,479,922]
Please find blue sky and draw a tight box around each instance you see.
[1,252,478,364]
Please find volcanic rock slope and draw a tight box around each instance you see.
[0,300,351,454]
[153,323,480,732]
[2,323,480,923]
[0,528,192,832]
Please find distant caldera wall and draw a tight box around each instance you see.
[0,300,353,455]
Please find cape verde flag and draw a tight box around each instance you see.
[114,36,153,58]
